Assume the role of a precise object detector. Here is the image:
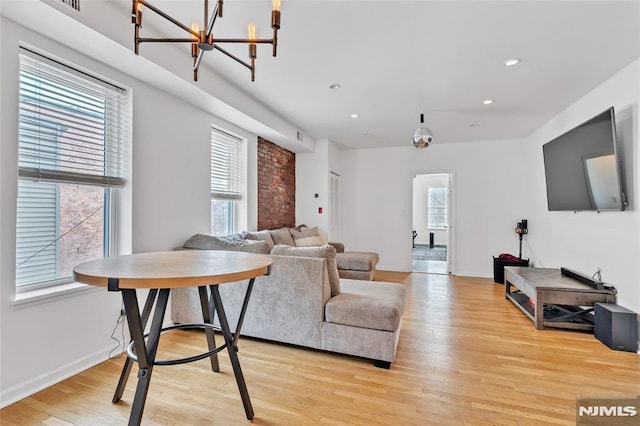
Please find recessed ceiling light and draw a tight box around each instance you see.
[350,113,359,118]
[329,83,341,90]
[483,99,494,105]
[504,58,521,67]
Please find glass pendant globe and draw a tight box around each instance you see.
[412,126,433,149]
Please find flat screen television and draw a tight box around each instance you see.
[543,107,625,211]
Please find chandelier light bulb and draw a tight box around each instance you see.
[272,0,281,12]
[248,22,256,40]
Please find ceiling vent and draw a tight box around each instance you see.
[57,0,80,11]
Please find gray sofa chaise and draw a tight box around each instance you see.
[171,233,407,368]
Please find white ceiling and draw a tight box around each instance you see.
[8,0,639,150]
[129,0,640,150]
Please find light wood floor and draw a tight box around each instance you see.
[2,271,639,425]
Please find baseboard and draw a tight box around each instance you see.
[0,345,119,408]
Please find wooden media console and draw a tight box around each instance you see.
[504,266,617,331]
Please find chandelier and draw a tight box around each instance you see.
[412,112,434,149]
[131,0,282,81]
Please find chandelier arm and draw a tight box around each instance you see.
[206,2,220,36]
[214,38,274,44]
[138,0,198,38]
[213,45,253,70]
[194,49,206,71]
[138,38,196,43]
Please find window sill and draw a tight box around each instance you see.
[11,282,103,310]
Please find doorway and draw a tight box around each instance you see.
[412,173,453,274]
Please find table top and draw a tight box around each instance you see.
[73,250,273,289]
[504,266,615,294]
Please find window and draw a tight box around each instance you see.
[428,187,447,228]
[211,128,242,235]
[16,48,128,292]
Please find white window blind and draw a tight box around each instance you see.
[18,48,127,187]
[211,128,242,200]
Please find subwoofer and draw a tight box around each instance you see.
[594,303,638,352]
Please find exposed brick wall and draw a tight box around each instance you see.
[257,137,295,230]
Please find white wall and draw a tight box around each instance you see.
[413,174,449,246]
[296,138,343,238]
[525,58,640,313]
[297,139,330,231]
[0,16,262,406]
[340,139,531,275]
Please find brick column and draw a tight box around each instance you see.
[257,137,295,230]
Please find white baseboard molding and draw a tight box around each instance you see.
[0,345,121,408]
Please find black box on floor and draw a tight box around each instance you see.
[594,303,638,352]
[492,257,529,284]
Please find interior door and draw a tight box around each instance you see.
[329,172,340,242]
[447,173,454,274]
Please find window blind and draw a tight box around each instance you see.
[18,48,128,187]
[211,128,242,200]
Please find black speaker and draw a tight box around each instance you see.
[594,303,638,352]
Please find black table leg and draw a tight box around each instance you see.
[198,286,220,372]
[210,284,254,420]
[113,288,159,403]
[121,288,170,426]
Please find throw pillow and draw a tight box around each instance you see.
[243,230,276,250]
[270,244,341,296]
[269,227,296,246]
[183,234,270,254]
[290,226,323,247]
[295,225,329,245]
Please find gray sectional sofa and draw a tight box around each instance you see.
[171,229,407,367]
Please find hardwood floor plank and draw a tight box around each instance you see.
[2,271,638,425]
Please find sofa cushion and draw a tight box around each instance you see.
[325,280,407,332]
[290,226,324,247]
[183,234,270,254]
[243,230,276,250]
[270,244,341,296]
[269,227,296,246]
[336,252,379,271]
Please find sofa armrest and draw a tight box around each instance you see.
[328,241,345,253]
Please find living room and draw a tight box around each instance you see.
[1,0,639,424]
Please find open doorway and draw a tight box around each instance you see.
[412,173,452,274]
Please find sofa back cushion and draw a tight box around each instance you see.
[183,234,270,254]
[243,230,276,250]
[269,227,296,246]
[271,244,341,296]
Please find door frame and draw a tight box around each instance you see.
[411,171,456,275]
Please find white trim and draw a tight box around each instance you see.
[0,344,116,408]
[11,281,102,310]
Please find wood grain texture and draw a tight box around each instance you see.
[2,271,639,425]
[72,250,273,289]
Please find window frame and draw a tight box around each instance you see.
[210,127,244,236]
[15,46,128,294]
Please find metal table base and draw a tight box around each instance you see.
[109,278,256,426]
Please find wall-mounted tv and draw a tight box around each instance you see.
[543,107,625,211]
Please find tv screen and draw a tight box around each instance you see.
[543,107,625,211]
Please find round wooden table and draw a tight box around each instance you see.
[73,250,272,426]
